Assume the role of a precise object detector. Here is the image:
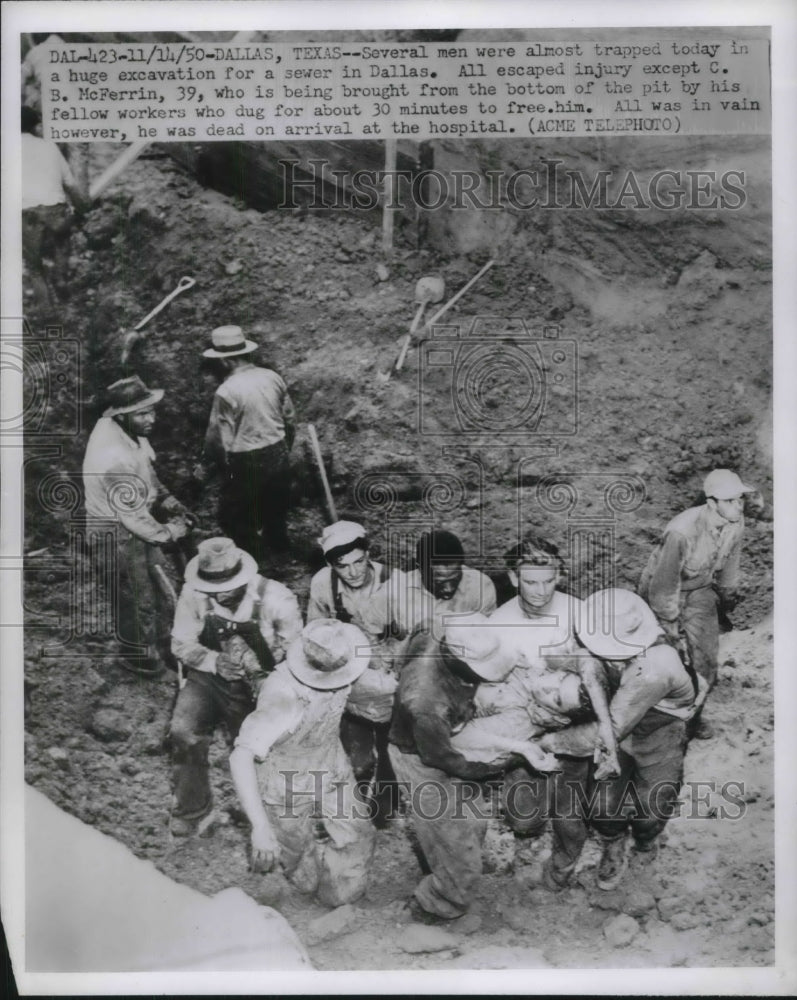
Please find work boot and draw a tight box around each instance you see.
[632,836,659,861]
[403,898,456,926]
[597,835,629,891]
[540,859,571,892]
[693,718,715,740]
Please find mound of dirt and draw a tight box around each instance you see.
[22,128,773,971]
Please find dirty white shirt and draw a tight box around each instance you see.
[82,417,172,545]
[203,363,295,459]
[22,134,76,209]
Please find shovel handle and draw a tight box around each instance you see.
[395,301,427,372]
[134,276,196,331]
[425,259,495,329]
[308,423,338,523]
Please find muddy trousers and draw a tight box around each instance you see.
[85,522,174,671]
[219,441,290,565]
[262,769,375,907]
[340,713,399,824]
[22,203,71,303]
[548,714,686,884]
[681,586,720,689]
[169,670,255,820]
[502,764,552,838]
[388,745,487,919]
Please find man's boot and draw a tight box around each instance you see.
[597,833,628,890]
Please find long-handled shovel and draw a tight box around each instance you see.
[308,423,338,523]
[121,275,196,364]
[394,275,446,374]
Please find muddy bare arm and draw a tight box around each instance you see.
[578,657,621,778]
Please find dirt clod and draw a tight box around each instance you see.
[603,913,640,947]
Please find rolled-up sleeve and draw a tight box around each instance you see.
[261,582,303,664]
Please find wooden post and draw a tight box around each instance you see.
[89,141,151,200]
[382,138,397,255]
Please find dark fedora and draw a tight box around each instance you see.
[103,375,164,417]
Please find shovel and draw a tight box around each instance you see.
[380,275,445,382]
[121,276,196,364]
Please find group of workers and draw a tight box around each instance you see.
[77,322,759,922]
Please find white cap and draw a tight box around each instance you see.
[703,469,755,500]
[318,520,366,556]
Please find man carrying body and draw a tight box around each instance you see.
[230,619,375,906]
[194,326,296,563]
[169,537,302,836]
[537,589,701,891]
[388,615,540,922]
[82,376,189,677]
[639,468,755,738]
[470,536,620,837]
[307,520,399,822]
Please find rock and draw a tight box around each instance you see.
[623,887,657,917]
[502,906,530,932]
[252,872,288,906]
[397,924,459,954]
[451,912,482,935]
[305,904,360,945]
[45,747,71,772]
[656,895,683,921]
[603,913,640,948]
[88,709,133,743]
[591,889,625,911]
[375,264,390,282]
[670,911,702,931]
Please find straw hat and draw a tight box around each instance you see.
[184,538,258,593]
[286,619,370,690]
[443,613,515,682]
[103,375,164,417]
[576,589,662,660]
[202,325,258,358]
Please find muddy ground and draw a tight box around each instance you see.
[22,127,773,970]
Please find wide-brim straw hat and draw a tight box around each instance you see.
[103,375,164,417]
[286,619,370,690]
[443,613,515,682]
[184,537,258,593]
[576,588,662,660]
[202,325,258,358]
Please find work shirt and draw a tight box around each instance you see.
[171,574,302,675]
[306,561,391,636]
[541,641,698,758]
[22,134,76,209]
[82,416,173,545]
[370,566,497,637]
[639,504,744,624]
[203,363,295,460]
[388,631,500,781]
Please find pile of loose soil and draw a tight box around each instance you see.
[22,128,773,970]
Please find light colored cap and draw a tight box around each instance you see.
[286,619,370,690]
[703,469,755,500]
[202,325,258,358]
[318,520,366,556]
[184,537,258,593]
[443,613,515,682]
[576,589,662,661]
